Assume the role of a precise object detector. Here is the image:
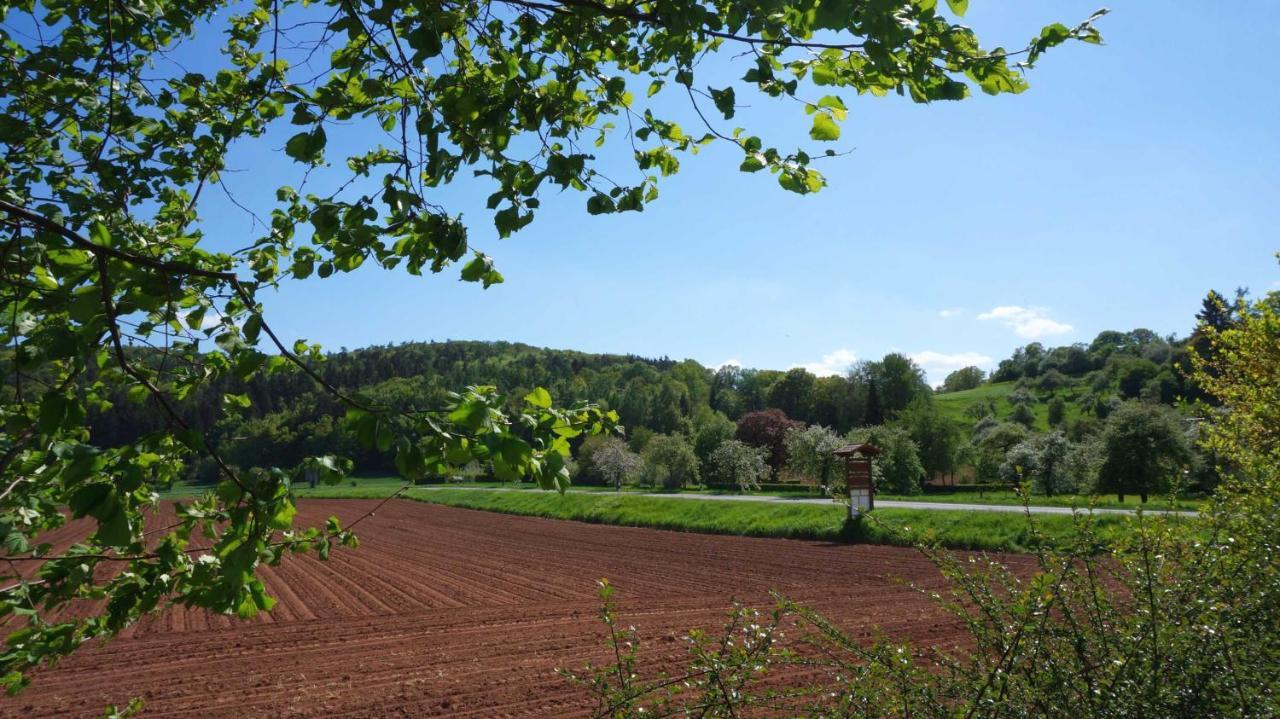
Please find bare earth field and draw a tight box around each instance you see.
[1,499,972,718]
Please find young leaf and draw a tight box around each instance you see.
[810,112,841,141]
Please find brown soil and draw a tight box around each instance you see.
[0,499,971,718]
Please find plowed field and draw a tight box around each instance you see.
[1,499,973,718]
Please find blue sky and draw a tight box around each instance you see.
[203,2,1280,384]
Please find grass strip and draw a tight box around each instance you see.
[305,487,1154,553]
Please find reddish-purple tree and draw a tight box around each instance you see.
[735,409,804,472]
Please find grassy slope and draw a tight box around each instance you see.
[297,485,1155,553]
[934,381,1088,432]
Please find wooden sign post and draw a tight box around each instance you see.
[833,443,880,519]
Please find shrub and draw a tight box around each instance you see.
[1047,396,1066,427]
[1009,401,1036,428]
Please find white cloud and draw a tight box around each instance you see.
[937,307,964,319]
[792,348,858,377]
[977,305,1073,339]
[714,358,742,370]
[911,350,994,385]
[177,309,221,331]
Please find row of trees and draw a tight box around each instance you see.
[82,302,1225,499]
[575,434,773,494]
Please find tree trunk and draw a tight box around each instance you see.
[1141,492,1148,503]
[1118,493,1125,503]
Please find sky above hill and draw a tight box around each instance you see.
[202,2,1280,385]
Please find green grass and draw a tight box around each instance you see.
[935,381,1089,431]
[935,382,1015,425]
[877,490,1201,512]
[163,476,1198,515]
[295,486,1163,553]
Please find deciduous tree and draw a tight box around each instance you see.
[1096,402,1192,502]
[593,437,645,490]
[940,366,985,393]
[767,368,816,421]
[735,409,802,473]
[856,354,930,418]
[897,397,959,481]
[640,433,699,489]
[0,0,1105,690]
[782,424,843,487]
[706,440,769,493]
[844,425,923,495]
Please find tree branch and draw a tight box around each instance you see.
[497,0,868,51]
[0,199,236,283]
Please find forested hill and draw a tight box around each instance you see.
[85,291,1230,485]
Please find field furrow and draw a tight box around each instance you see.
[0,499,973,718]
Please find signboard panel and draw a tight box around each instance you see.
[836,444,878,518]
[845,458,872,488]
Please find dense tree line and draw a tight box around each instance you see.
[80,290,1230,502]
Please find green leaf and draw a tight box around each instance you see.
[494,206,534,237]
[68,482,111,518]
[89,222,111,247]
[69,484,130,546]
[459,253,503,287]
[243,314,263,343]
[810,112,841,141]
[284,126,327,164]
[524,387,552,408]
[811,63,838,86]
[38,393,69,434]
[394,442,426,480]
[268,499,296,530]
[709,86,736,119]
[946,0,968,16]
[95,509,131,547]
[374,420,394,452]
[448,400,489,432]
[586,194,615,215]
[816,95,848,119]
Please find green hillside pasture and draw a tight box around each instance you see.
[935,381,1088,431]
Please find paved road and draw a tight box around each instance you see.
[415,486,1198,517]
